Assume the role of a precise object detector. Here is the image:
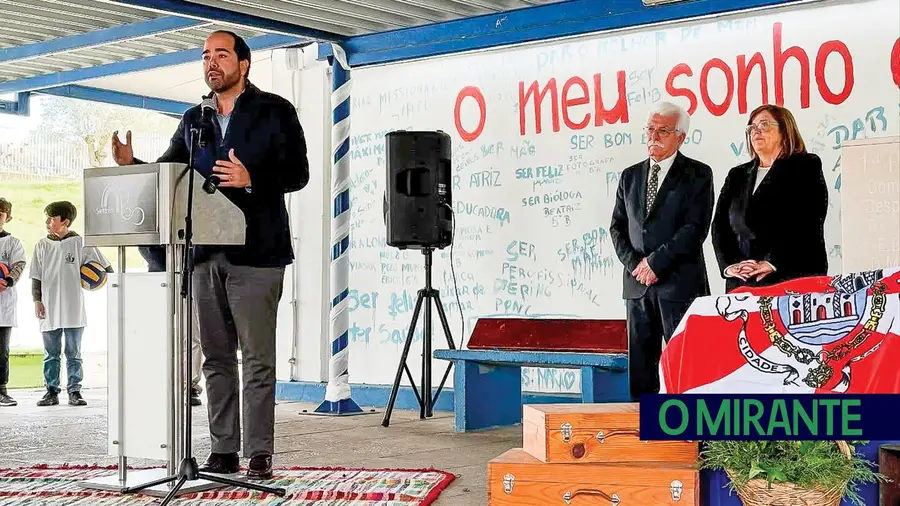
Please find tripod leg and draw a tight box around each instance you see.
[422,291,433,419]
[430,293,457,411]
[121,474,178,494]
[433,293,457,350]
[403,364,422,407]
[199,473,287,497]
[382,290,426,427]
[158,475,188,506]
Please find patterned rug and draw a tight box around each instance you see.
[0,465,456,505]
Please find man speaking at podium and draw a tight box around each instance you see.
[111,30,310,479]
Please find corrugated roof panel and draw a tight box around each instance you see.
[182,0,571,34]
[1,0,160,42]
[0,0,570,89]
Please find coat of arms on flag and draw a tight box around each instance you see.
[660,268,900,394]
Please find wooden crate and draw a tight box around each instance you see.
[488,448,699,505]
[522,403,698,464]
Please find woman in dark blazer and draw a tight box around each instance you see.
[712,104,829,292]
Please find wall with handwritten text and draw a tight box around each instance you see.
[337,0,900,388]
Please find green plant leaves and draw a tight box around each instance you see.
[748,460,764,480]
[699,440,887,506]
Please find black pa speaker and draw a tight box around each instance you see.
[384,130,453,250]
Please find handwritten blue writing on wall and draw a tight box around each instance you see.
[495,261,553,300]
[522,367,580,393]
[510,140,537,159]
[469,169,502,188]
[454,201,511,226]
[558,227,616,279]
[349,322,426,347]
[506,240,537,262]
[515,164,564,191]
[826,106,890,191]
[627,87,661,107]
[567,153,615,179]
[828,106,889,149]
[495,298,532,316]
[543,189,584,228]
[570,135,596,150]
[455,225,492,242]
[605,170,622,197]
[442,269,487,300]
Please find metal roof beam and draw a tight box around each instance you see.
[35,85,193,115]
[0,16,208,65]
[324,0,803,67]
[98,0,347,42]
[0,33,303,94]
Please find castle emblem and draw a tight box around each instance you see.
[717,269,887,390]
[776,271,876,345]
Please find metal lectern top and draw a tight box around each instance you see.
[82,163,246,248]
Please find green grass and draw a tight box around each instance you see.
[1,179,148,271]
[7,352,44,389]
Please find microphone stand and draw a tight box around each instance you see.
[123,119,286,504]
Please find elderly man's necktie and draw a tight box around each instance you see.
[646,163,661,213]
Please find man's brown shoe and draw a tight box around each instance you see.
[247,454,273,480]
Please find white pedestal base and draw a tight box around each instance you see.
[78,468,232,497]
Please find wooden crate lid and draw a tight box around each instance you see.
[523,403,640,428]
[489,448,698,487]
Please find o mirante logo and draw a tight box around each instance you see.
[637,394,897,441]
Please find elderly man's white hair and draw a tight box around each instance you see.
[647,101,690,134]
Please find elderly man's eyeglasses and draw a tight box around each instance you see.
[643,126,676,137]
[746,120,778,134]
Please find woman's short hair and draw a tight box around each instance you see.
[746,104,807,160]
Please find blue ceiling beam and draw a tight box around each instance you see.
[103,0,346,42]
[321,0,802,67]
[0,33,303,94]
[35,85,194,116]
[0,16,207,64]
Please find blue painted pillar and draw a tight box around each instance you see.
[314,44,362,415]
[0,92,29,116]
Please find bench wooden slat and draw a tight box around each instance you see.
[434,349,627,370]
[466,317,627,353]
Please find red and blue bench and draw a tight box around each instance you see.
[433,318,631,432]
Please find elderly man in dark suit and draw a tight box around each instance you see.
[609,101,714,400]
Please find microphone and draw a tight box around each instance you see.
[200,97,215,125]
[196,97,215,147]
[197,96,220,193]
[203,175,220,194]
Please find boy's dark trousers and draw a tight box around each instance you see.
[0,327,10,393]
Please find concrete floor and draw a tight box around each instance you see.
[0,386,520,505]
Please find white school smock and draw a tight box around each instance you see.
[30,233,110,332]
[0,233,26,327]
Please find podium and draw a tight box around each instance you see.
[78,162,245,497]
[841,136,900,272]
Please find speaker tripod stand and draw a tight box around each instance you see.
[382,248,457,427]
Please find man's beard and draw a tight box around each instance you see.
[206,70,240,92]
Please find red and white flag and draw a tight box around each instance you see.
[660,268,900,394]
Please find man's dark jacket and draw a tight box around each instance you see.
[138,82,309,271]
[609,151,714,301]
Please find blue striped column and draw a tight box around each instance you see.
[315,44,362,415]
